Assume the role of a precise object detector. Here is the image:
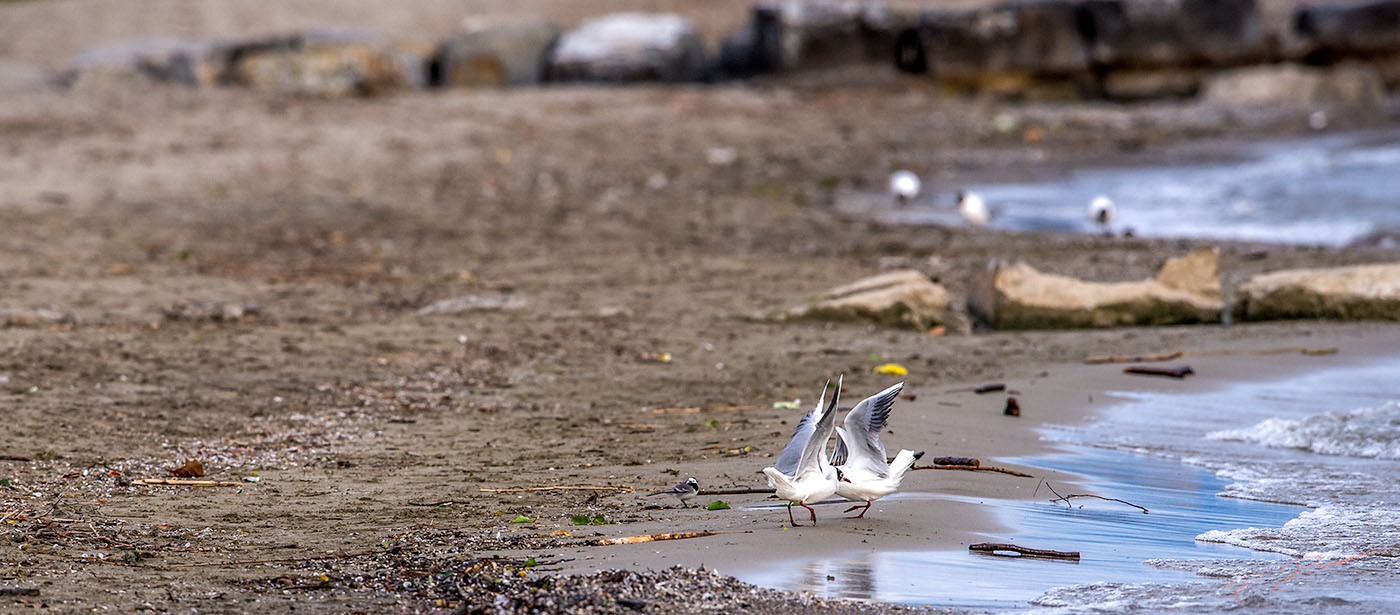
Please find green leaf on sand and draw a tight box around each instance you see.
[510,514,532,523]
[706,500,731,511]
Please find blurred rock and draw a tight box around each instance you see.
[1234,262,1400,321]
[549,13,707,83]
[57,37,221,89]
[914,1,1090,83]
[1202,63,1385,108]
[1100,68,1205,100]
[1079,0,1266,69]
[1294,1,1400,60]
[226,30,429,96]
[417,293,526,316]
[769,269,968,333]
[971,248,1222,329]
[721,0,899,78]
[1,307,77,328]
[434,20,560,87]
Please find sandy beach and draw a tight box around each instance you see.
[3,1,1400,613]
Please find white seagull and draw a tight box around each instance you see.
[957,190,990,227]
[889,170,921,206]
[832,382,922,518]
[1088,195,1115,230]
[763,376,843,526]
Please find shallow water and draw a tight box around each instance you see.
[737,356,1400,612]
[883,131,1400,246]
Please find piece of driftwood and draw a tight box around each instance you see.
[132,478,242,487]
[1123,365,1194,379]
[912,464,1032,478]
[1046,482,1149,513]
[1084,351,1183,364]
[703,486,776,495]
[1,455,32,462]
[933,456,979,466]
[643,405,757,415]
[598,531,721,546]
[969,543,1080,560]
[480,485,633,494]
[974,383,1006,394]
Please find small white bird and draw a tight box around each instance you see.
[889,170,921,206]
[763,376,843,527]
[957,190,990,227]
[650,477,700,507]
[832,382,922,519]
[1088,195,1115,229]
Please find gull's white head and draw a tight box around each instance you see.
[889,170,920,205]
[1088,196,1115,225]
[957,190,989,227]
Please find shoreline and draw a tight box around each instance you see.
[532,325,1400,606]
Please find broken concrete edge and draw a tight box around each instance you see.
[969,248,1224,331]
[1232,262,1400,322]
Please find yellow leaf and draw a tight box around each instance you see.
[550,530,572,537]
[873,363,908,376]
[319,574,330,582]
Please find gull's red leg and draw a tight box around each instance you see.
[800,501,818,525]
[787,502,802,527]
[854,501,872,519]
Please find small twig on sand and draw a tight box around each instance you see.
[703,486,775,495]
[407,500,458,507]
[970,543,1080,561]
[933,456,979,467]
[911,464,1032,478]
[132,478,243,487]
[1046,483,1148,514]
[1,455,32,462]
[1084,351,1183,365]
[643,405,757,415]
[598,531,724,546]
[480,485,633,494]
[1123,365,1194,379]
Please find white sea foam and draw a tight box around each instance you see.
[1206,401,1400,460]
[1196,505,1400,558]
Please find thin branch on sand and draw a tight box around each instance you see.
[598,531,723,546]
[480,485,633,494]
[1084,351,1183,364]
[911,464,1032,478]
[132,478,243,487]
[1123,365,1194,379]
[1046,482,1149,514]
[970,543,1080,560]
[703,486,775,495]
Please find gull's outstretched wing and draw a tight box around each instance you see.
[796,375,842,478]
[838,382,903,478]
[773,379,829,477]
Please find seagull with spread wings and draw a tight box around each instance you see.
[832,382,923,519]
[762,376,843,526]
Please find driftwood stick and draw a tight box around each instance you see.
[132,478,242,487]
[933,456,979,466]
[1,455,32,462]
[1123,365,1194,379]
[598,531,723,546]
[969,543,1080,560]
[407,500,458,507]
[703,486,776,495]
[480,485,633,494]
[911,464,1032,478]
[1046,483,1149,513]
[1084,351,1183,365]
[643,405,757,415]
